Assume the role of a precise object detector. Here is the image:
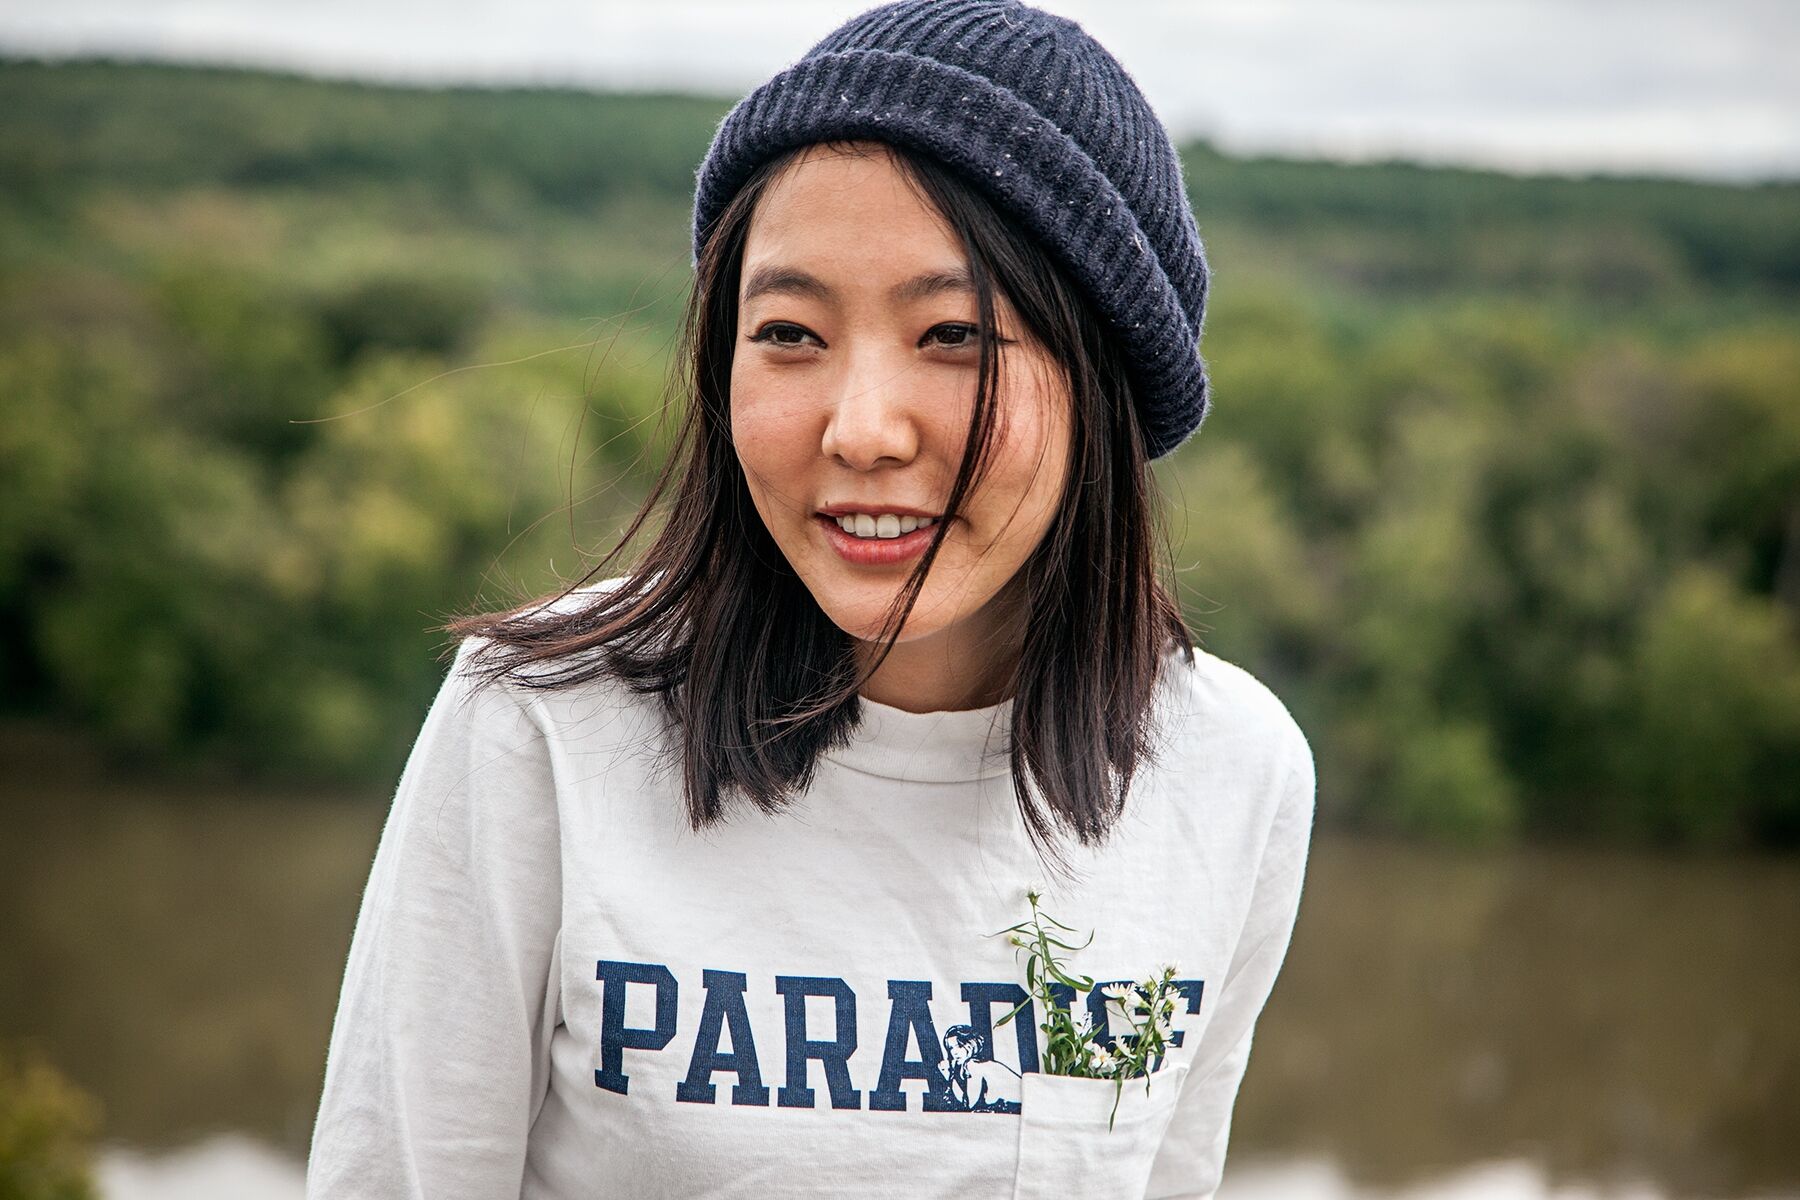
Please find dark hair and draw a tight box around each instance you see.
[446,138,1194,875]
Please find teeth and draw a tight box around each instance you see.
[832,513,937,539]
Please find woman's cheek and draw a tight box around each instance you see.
[729,376,793,474]
[995,375,1070,524]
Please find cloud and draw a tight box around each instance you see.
[3,0,1796,180]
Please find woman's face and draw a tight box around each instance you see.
[729,141,1072,665]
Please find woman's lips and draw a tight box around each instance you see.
[815,514,938,565]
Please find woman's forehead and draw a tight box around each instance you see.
[752,143,945,240]
[742,158,970,299]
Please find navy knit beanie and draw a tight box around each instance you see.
[693,0,1210,461]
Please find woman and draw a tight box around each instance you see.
[307,2,1315,1197]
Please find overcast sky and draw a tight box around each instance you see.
[4,0,1797,181]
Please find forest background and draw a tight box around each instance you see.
[3,59,1798,852]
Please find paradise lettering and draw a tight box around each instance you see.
[593,960,1205,1112]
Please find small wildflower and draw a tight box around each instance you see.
[1108,986,1147,1017]
[988,887,1185,1131]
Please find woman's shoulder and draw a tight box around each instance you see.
[445,574,650,713]
[510,573,639,624]
[454,574,642,660]
[1152,642,1314,792]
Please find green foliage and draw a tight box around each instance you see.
[1381,720,1519,844]
[0,61,726,213]
[315,275,489,366]
[0,289,665,778]
[1180,138,1800,295]
[2,61,1798,848]
[1162,440,1322,669]
[152,266,337,460]
[992,890,1183,1129]
[1615,566,1800,846]
[1168,289,1800,848]
[993,893,1097,1077]
[0,1045,100,1200]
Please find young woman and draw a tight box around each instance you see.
[307,3,1315,1197]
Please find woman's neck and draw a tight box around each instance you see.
[852,582,1025,713]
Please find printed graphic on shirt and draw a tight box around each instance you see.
[593,959,1206,1116]
[942,1024,1022,1113]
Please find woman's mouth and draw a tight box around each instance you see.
[814,512,942,566]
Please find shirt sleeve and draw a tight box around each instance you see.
[1145,722,1317,1200]
[306,639,564,1200]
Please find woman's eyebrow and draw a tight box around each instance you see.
[891,268,976,303]
[741,265,975,305]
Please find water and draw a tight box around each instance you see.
[3,732,1796,1198]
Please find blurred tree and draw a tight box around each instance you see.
[1333,408,1518,840]
[1616,565,1800,847]
[0,1043,100,1200]
[314,275,489,367]
[153,267,337,461]
[1162,440,1323,676]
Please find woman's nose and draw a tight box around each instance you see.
[819,348,920,471]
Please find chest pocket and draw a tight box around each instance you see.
[1011,1062,1191,1199]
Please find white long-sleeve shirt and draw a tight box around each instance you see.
[306,597,1316,1200]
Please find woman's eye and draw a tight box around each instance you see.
[749,322,819,348]
[924,323,980,349]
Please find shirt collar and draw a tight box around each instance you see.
[820,692,1015,783]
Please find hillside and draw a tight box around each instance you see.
[3,60,1796,847]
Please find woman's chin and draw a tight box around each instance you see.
[830,612,917,645]
[813,598,940,647]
